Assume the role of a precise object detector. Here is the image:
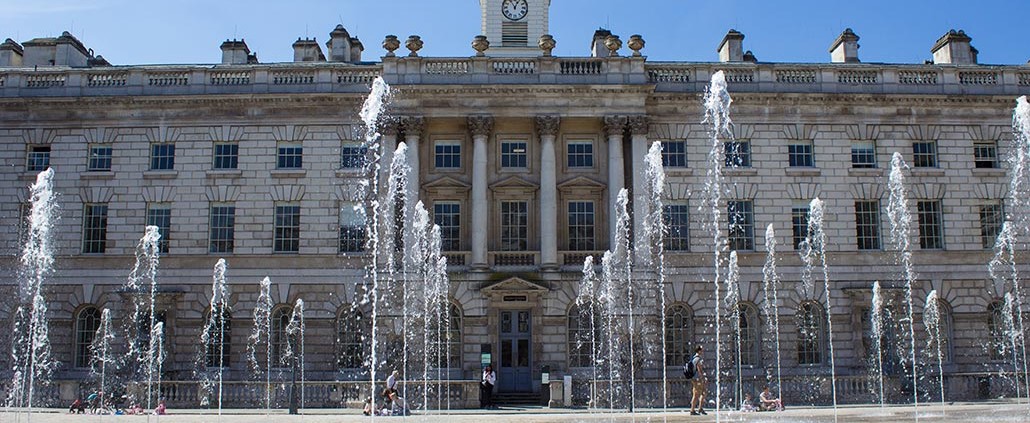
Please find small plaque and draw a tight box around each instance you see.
[503,295,528,302]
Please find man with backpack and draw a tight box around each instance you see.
[686,345,707,416]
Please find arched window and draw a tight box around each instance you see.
[271,305,293,366]
[935,299,954,363]
[988,300,1009,361]
[665,304,694,367]
[203,306,232,368]
[736,303,760,366]
[568,303,601,368]
[796,301,825,365]
[336,308,367,369]
[74,306,102,368]
[438,303,462,368]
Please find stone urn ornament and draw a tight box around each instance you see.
[383,35,400,57]
[604,35,622,57]
[472,35,490,57]
[405,35,423,57]
[627,34,645,57]
[538,34,556,57]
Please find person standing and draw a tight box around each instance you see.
[481,365,496,408]
[386,370,399,391]
[690,345,707,416]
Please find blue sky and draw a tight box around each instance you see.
[1,0,1027,65]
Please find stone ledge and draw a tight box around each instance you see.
[970,168,1007,178]
[142,170,178,179]
[271,169,306,178]
[206,169,243,178]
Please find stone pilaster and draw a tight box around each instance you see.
[536,115,561,270]
[468,115,494,270]
[627,115,651,265]
[603,115,628,250]
[378,116,401,266]
[399,116,425,201]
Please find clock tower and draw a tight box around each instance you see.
[479,0,550,56]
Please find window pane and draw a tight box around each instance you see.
[797,302,824,365]
[788,143,814,167]
[433,202,461,251]
[917,200,944,250]
[339,203,367,253]
[974,142,998,169]
[337,310,368,368]
[500,201,528,251]
[501,141,527,169]
[855,201,880,250]
[727,200,754,251]
[274,204,301,253]
[792,205,810,250]
[341,144,368,169]
[568,201,595,251]
[27,146,51,172]
[277,143,303,169]
[663,204,689,251]
[88,145,112,171]
[74,307,101,368]
[150,143,175,170]
[661,141,687,168]
[209,205,236,253]
[724,141,751,167]
[980,203,1004,249]
[567,142,594,168]
[664,305,692,366]
[912,141,937,168]
[851,141,876,168]
[435,143,461,169]
[213,143,239,170]
[204,308,231,367]
[82,203,109,253]
[146,205,172,254]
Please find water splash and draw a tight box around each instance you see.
[247,277,273,412]
[761,224,783,397]
[8,169,59,416]
[576,256,600,409]
[725,252,741,408]
[700,70,732,421]
[199,259,230,414]
[89,308,116,413]
[886,152,919,411]
[871,281,885,408]
[284,299,306,411]
[923,290,945,408]
[800,198,838,414]
[990,222,1030,401]
[641,141,669,412]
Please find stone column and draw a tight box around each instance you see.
[468,115,494,270]
[536,115,561,270]
[604,116,627,250]
[400,116,425,202]
[378,117,400,265]
[628,116,651,265]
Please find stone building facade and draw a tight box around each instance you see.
[0,1,1028,407]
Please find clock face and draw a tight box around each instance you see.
[502,0,528,21]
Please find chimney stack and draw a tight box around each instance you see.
[349,37,364,63]
[0,38,23,67]
[220,39,251,65]
[931,30,977,65]
[327,24,353,62]
[590,28,612,58]
[829,28,860,63]
[718,29,745,62]
[292,38,325,62]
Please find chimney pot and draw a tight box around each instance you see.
[717,29,745,62]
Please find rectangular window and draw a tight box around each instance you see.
[82,203,109,254]
[663,204,690,251]
[146,204,172,254]
[568,201,595,251]
[212,143,239,170]
[980,203,1005,249]
[274,203,301,253]
[500,201,528,251]
[791,204,810,250]
[917,200,944,250]
[788,142,814,167]
[974,141,999,169]
[150,143,175,170]
[27,145,51,172]
[567,142,594,168]
[855,201,881,250]
[500,141,527,169]
[851,141,876,169]
[912,141,938,168]
[340,143,367,169]
[661,141,687,168]
[209,204,236,253]
[434,142,461,169]
[87,145,112,171]
[727,200,754,251]
[339,203,366,253]
[434,202,461,251]
[724,140,751,167]
[277,142,303,169]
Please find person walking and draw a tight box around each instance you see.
[481,365,496,408]
[689,345,708,416]
[386,370,400,391]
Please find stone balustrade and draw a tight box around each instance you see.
[1,58,1028,97]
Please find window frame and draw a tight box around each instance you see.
[273,202,301,253]
[433,202,461,252]
[26,145,51,172]
[912,141,938,168]
[567,303,602,368]
[980,202,1005,249]
[87,144,113,171]
[727,200,755,251]
[916,200,944,250]
[500,200,529,251]
[340,142,368,170]
[270,305,293,367]
[203,306,232,368]
[212,142,239,170]
[339,202,367,253]
[74,306,102,368]
[791,203,810,251]
[500,140,528,170]
[149,143,175,171]
[276,141,304,169]
[736,302,761,367]
[973,141,999,169]
[209,204,236,254]
[663,204,690,251]
[146,203,172,254]
[787,141,815,168]
[336,308,367,369]
[566,141,595,169]
[665,304,694,367]
[796,301,826,366]
[567,201,596,251]
[433,140,462,170]
[82,203,109,254]
[661,140,687,168]
[855,200,881,250]
[851,140,876,169]
[724,140,752,168]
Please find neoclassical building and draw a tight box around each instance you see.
[1,0,1028,407]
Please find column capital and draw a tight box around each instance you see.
[399,116,425,137]
[378,116,401,136]
[603,115,628,137]
[627,115,649,136]
[467,115,494,137]
[535,115,561,137]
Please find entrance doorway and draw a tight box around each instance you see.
[498,310,532,392]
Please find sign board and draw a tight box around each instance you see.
[481,352,492,366]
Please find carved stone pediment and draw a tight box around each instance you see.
[557,176,606,194]
[424,176,471,195]
[481,276,550,302]
[489,176,539,194]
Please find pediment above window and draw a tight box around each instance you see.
[489,176,539,194]
[424,176,471,195]
[557,176,606,194]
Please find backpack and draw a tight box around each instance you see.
[684,357,695,379]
